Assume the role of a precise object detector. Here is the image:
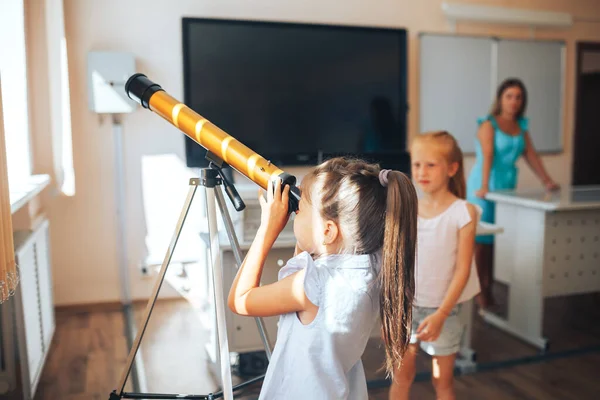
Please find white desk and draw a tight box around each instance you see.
[482,186,600,350]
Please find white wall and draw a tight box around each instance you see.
[38,0,600,305]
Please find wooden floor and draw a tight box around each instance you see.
[25,293,600,400]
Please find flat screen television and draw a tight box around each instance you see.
[182,18,409,172]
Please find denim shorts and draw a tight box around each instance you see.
[409,304,464,356]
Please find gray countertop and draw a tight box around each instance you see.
[486,186,600,211]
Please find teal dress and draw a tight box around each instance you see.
[466,115,527,244]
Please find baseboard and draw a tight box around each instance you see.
[54,297,185,314]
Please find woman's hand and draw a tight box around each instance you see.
[258,178,290,239]
[475,186,489,199]
[544,179,560,191]
[416,311,447,342]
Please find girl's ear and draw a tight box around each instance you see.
[448,161,459,178]
[323,220,339,245]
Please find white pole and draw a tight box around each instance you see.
[205,186,234,400]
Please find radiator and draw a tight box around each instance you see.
[0,218,54,399]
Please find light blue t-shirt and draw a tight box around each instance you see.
[258,251,380,400]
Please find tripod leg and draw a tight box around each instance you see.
[214,186,273,360]
[205,187,234,400]
[113,182,199,396]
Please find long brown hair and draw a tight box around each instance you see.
[301,157,418,376]
[412,131,466,199]
[490,77,528,119]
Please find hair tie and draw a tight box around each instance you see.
[379,169,391,187]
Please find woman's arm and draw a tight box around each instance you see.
[228,179,316,317]
[416,204,477,342]
[476,121,495,198]
[523,132,559,190]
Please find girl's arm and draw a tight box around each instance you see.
[294,242,304,256]
[476,121,495,198]
[437,202,477,315]
[228,179,317,317]
[416,203,477,342]
[523,132,559,190]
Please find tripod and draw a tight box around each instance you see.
[109,161,273,400]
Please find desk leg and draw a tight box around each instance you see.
[482,204,549,351]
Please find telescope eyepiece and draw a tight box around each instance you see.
[125,73,164,109]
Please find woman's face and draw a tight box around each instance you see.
[500,86,523,117]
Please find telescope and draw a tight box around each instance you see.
[112,73,297,400]
[125,73,301,212]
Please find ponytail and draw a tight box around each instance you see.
[380,171,418,376]
[300,157,418,375]
[449,154,466,199]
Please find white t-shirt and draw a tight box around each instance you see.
[415,199,481,308]
[258,251,380,400]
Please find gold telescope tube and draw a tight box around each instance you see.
[125,73,300,212]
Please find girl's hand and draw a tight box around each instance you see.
[416,311,447,342]
[475,187,489,199]
[258,178,290,239]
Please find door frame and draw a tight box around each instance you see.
[572,41,600,185]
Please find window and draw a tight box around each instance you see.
[0,0,32,189]
[60,37,75,196]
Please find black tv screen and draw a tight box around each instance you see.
[182,18,408,170]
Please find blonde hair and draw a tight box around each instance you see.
[411,131,466,199]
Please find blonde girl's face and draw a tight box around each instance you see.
[410,142,457,195]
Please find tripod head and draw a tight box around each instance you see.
[203,151,245,212]
[125,73,300,213]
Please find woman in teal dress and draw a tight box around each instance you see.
[467,78,559,308]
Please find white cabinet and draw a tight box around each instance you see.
[0,219,54,399]
[222,246,293,354]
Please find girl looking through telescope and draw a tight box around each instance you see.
[228,157,418,399]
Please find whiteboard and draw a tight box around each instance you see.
[419,34,492,153]
[497,39,564,152]
[419,34,565,153]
